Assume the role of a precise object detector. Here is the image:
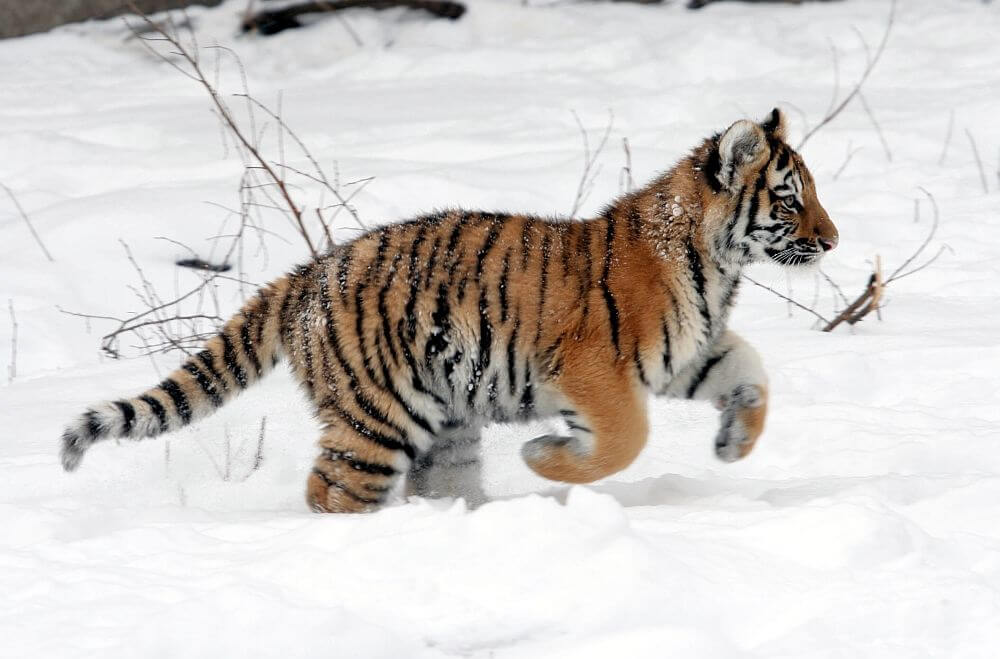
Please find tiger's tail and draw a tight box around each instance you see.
[60,274,293,471]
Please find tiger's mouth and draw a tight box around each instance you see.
[767,247,823,267]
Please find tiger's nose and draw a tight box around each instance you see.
[818,236,838,252]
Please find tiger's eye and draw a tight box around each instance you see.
[782,197,796,210]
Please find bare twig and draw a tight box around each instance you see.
[819,267,850,308]
[858,91,891,162]
[965,128,989,194]
[127,5,320,258]
[798,0,897,151]
[886,188,949,283]
[938,109,954,165]
[569,109,613,218]
[832,141,862,181]
[742,275,831,326]
[619,136,634,194]
[249,416,266,477]
[1,183,54,262]
[820,189,949,332]
[7,299,16,384]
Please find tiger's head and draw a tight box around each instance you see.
[706,108,838,267]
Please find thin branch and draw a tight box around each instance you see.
[126,6,319,258]
[886,187,939,283]
[938,109,954,166]
[742,275,831,325]
[7,299,16,384]
[858,91,891,162]
[619,136,634,194]
[1,183,54,262]
[798,0,897,150]
[819,267,850,308]
[569,109,613,218]
[832,142,862,181]
[965,128,989,194]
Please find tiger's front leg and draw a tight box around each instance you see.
[667,330,769,462]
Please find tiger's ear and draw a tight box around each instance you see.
[716,120,768,192]
[760,107,787,140]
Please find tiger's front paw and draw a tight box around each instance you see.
[714,384,767,463]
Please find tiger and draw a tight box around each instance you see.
[60,108,838,513]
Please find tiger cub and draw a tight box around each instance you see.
[61,108,837,513]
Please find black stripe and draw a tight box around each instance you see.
[719,276,741,314]
[424,235,442,290]
[196,349,229,393]
[627,203,642,241]
[278,274,301,353]
[578,222,594,322]
[425,282,451,364]
[321,269,413,439]
[182,362,223,407]
[373,339,435,435]
[704,136,723,192]
[396,317,443,405]
[498,250,511,324]
[633,347,650,387]
[686,350,730,399]
[775,146,790,171]
[473,216,503,274]
[311,467,381,505]
[520,219,533,270]
[238,318,261,378]
[139,394,167,432]
[296,280,317,395]
[85,410,102,439]
[565,420,592,434]
[519,363,534,416]
[404,224,429,340]
[322,447,396,476]
[253,286,272,348]
[336,244,354,305]
[507,317,520,397]
[159,378,192,424]
[685,238,713,334]
[322,396,416,461]
[722,185,746,252]
[661,317,672,375]
[535,233,551,343]
[558,409,577,417]
[600,217,621,356]
[468,287,493,405]
[220,331,248,389]
[376,259,401,367]
[356,252,402,391]
[443,216,466,281]
[113,401,135,435]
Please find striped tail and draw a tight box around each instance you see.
[60,275,291,472]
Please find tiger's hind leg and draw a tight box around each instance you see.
[407,424,487,508]
[521,346,649,484]
[306,424,411,513]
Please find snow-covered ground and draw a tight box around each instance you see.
[2,0,999,656]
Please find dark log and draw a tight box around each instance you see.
[242,0,466,36]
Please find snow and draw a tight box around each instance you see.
[2,0,1000,656]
